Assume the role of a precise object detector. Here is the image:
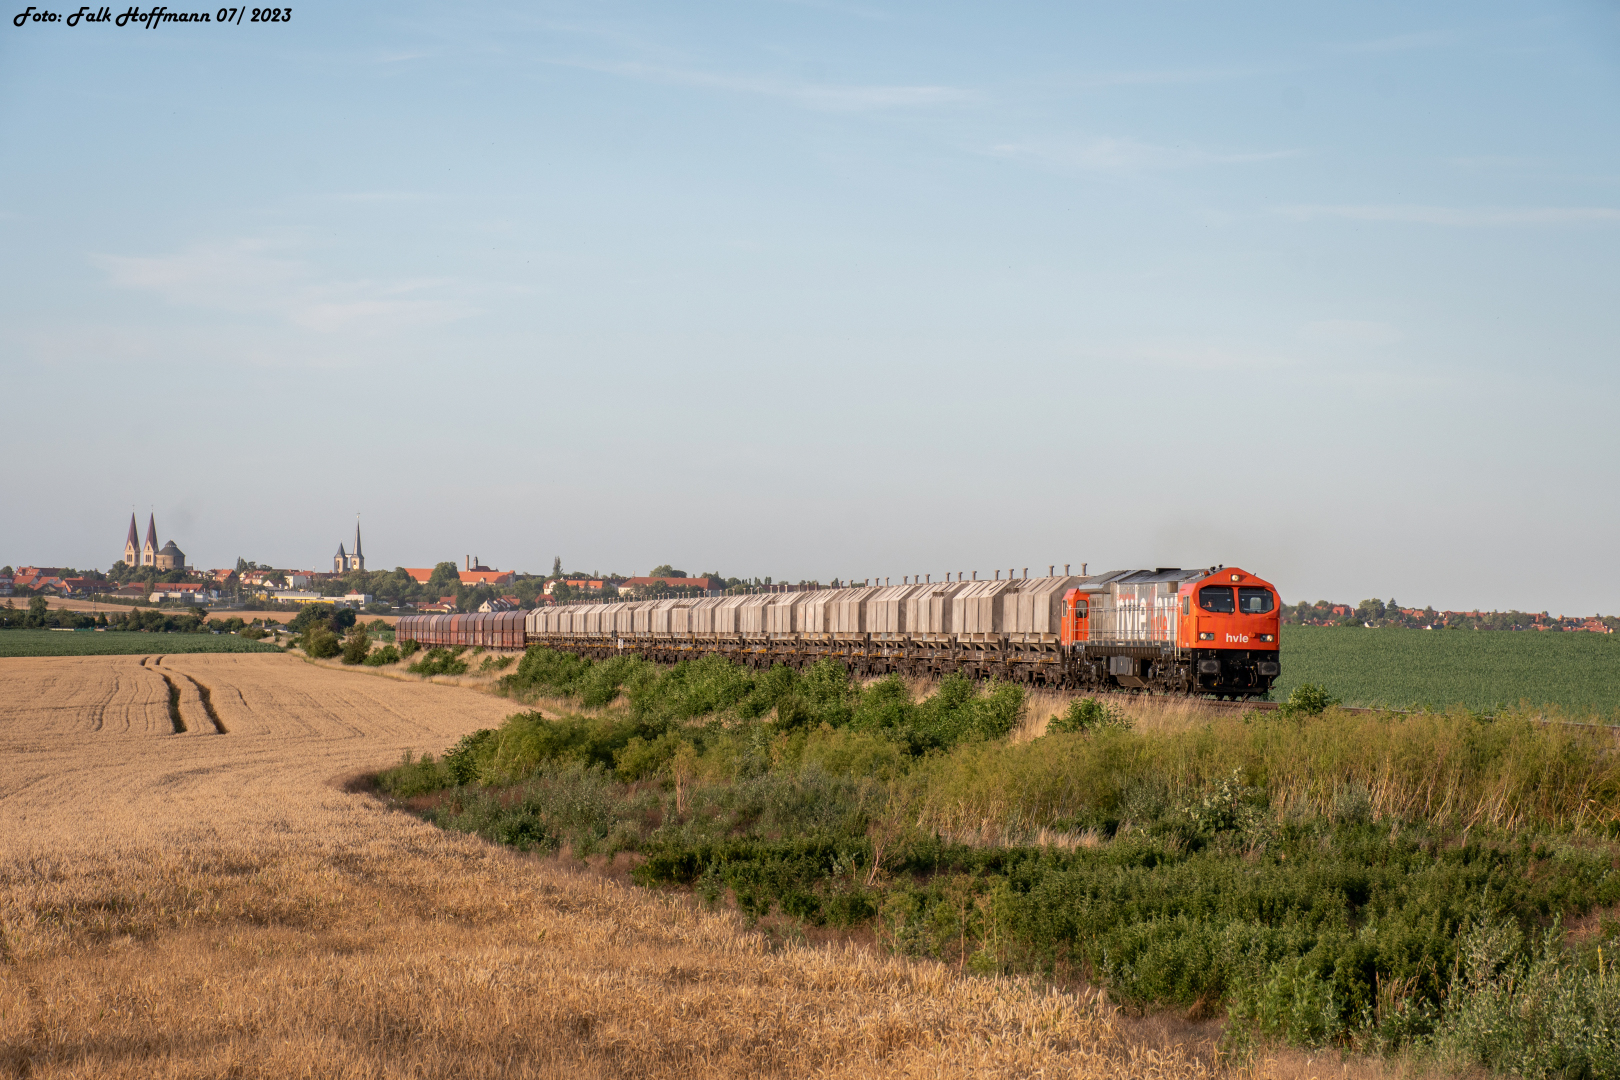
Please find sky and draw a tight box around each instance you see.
[2,1,1617,614]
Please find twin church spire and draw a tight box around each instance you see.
[122,512,184,570]
[334,519,364,573]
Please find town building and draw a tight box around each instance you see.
[401,558,516,587]
[617,576,723,597]
[148,583,216,604]
[543,579,605,596]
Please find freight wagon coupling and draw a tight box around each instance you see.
[395,566,1281,699]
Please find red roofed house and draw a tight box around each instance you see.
[617,577,721,597]
[543,579,604,596]
[402,557,515,587]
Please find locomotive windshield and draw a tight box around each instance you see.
[1198,586,1235,613]
[1238,587,1275,614]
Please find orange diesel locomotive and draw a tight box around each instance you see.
[1059,566,1280,696]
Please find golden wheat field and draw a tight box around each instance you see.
[0,653,1456,1079]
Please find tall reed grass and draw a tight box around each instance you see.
[910,706,1620,839]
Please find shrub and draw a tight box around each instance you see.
[444,729,497,786]
[398,638,421,658]
[1278,682,1340,719]
[363,643,400,666]
[408,647,468,677]
[1048,696,1132,734]
[376,750,451,797]
[1432,920,1620,1079]
[431,762,625,855]
[340,628,371,665]
[302,625,340,659]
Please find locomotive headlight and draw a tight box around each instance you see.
[1198,632,1215,641]
[1258,634,1274,642]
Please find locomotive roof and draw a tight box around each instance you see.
[1076,568,1213,588]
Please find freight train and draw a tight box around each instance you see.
[396,565,1281,698]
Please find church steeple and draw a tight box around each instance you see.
[142,513,158,567]
[124,513,140,567]
[352,517,363,572]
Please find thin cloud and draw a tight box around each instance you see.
[1279,204,1620,226]
[92,239,476,335]
[993,137,1297,174]
[557,58,973,111]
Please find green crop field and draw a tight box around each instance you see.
[0,630,283,658]
[1275,625,1620,716]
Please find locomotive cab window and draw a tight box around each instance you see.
[1198,586,1235,613]
[1238,587,1274,614]
[1071,599,1089,617]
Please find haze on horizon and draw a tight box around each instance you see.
[2,1,1616,615]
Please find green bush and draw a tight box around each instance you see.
[408,647,468,677]
[398,638,420,658]
[431,762,627,855]
[1278,682,1341,719]
[1431,920,1620,1079]
[363,643,400,666]
[302,625,340,659]
[340,628,371,665]
[376,750,451,797]
[1047,696,1132,734]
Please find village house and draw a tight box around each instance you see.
[543,579,605,596]
[616,576,723,597]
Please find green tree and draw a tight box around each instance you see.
[26,594,48,628]
[427,561,460,591]
[303,625,340,659]
[649,565,686,579]
[1354,598,1386,624]
[340,625,371,665]
[551,556,562,578]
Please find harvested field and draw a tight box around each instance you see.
[0,653,1257,1079]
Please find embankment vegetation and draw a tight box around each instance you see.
[380,647,1620,1077]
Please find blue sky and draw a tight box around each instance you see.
[2,1,1617,613]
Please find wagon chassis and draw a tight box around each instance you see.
[535,634,1273,699]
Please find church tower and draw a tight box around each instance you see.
[334,543,347,574]
[123,513,139,567]
[350,519,364,572]
[142,514,158,567]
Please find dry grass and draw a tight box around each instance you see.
[0,654,1468,1079]
[1015,688,1227,742]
